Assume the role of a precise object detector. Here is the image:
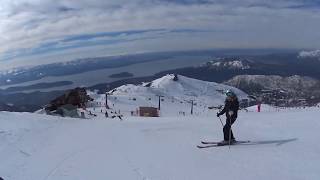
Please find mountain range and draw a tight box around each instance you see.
[1,49,320,111]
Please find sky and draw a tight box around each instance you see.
[0,0,320,69]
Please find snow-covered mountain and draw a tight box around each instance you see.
[224,75,320,106]
[298,50,320,59]
[107,74,247,114]
[225,75,320,94]
[200,58,251,70]
[226,75,320,90]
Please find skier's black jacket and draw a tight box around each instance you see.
[218,96,239,119]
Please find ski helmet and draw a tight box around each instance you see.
[225,89,235,97]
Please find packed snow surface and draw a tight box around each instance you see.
[1,107,320,180]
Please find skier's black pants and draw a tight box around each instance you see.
[223,117,236,141]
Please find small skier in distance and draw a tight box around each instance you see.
[217,90,240,144]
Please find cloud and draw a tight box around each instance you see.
[1,29,168,60]
[1,0,320,69]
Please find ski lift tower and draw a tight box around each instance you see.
[105,92,110,109]
[156,95,164,110]
[190,100,195,115]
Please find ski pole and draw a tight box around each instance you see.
[218,116,224,128]
[229,121,232,149]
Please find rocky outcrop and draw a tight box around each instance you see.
[45,87,93,112]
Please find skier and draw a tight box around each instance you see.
[217,90,239,144]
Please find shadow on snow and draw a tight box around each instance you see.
[239,138,298,146]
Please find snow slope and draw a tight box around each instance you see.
[1,107,320,180]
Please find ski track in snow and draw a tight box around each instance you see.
[43,148,89,180]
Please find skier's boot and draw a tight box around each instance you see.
[230,138,237,144]
[217,140,229,146]
[217,139,237,146]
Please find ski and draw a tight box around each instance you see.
[201,140,250,144]
[197,141,251,148]
[197,144,220,148]
[201,141,220,144]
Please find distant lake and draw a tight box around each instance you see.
[1,55,211,92]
